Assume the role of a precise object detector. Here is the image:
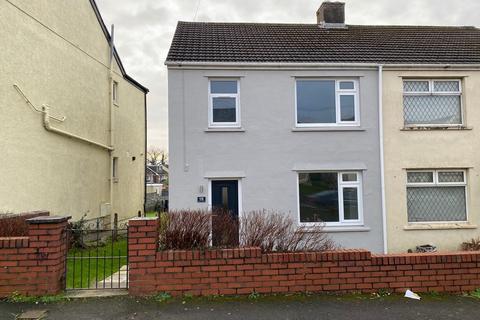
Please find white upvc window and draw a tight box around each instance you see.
[406,169,467,223]
[208,79,240,128]
[298,171,363,226]
[403,79,463,126]
[295,79,360,127]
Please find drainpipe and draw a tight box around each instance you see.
[41,105,113,151]
[108,25,115,223]
[378,65,388,254]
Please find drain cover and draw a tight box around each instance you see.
[16,310,47,320]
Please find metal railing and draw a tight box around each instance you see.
[66,217,128,290]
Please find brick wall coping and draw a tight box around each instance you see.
[130,217,158,221]
[0,210,49,220]
[26,215,71,224]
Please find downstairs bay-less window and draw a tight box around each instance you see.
[406,170,467,222]
[296,79,359,126]
[208,79,240,128]
[298,172,363,225]
[403,79,462,126]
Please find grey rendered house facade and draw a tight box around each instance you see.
[167,3,384,252]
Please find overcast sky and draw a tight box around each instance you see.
[95,0,480,152]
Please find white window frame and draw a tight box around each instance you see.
[402,79,463,127]
[208,79,241,128]
[295,79,360,127]
[297,171,364,227]
[406,169,468,223]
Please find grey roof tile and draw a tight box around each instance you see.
[166,22,480,64]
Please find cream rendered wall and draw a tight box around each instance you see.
[383,68,480,253]
[0,0,145,221]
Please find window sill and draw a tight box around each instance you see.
[404,223,477,231]
[292,127,366,132]
[302,226,370,233]
[401,126,472,131]
[205,127,245,132]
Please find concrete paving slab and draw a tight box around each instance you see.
[65,289,128,299]
[15,309,47,320]
[96,265,128,289]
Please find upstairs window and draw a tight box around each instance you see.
[406,170,467,223]
[403,79,462,126]
[208,80,240,127]
[296,79,359,126]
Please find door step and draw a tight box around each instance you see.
[65,289,128,299]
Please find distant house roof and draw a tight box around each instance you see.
[166,22,480,65]
[147,164,169,175]
[89,0,149,93]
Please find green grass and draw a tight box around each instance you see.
[468,288,480,299]
[7,292,69,304]
[145,211,159,218]
[66,238,127,289]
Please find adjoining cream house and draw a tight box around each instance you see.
[0,0,148,223]
[382,27,480,252]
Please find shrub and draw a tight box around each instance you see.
[67,214,88,249]
[159,210,211,250]
[0,211,49,237]
[159,209,335,252]
[461,237,480,251]
[212,209,239,247]
[239,210,335,252]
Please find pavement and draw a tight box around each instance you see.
[1,294,479,320]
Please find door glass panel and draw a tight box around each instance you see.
[221,187,229,207]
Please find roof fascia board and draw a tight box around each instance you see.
[166,61,480,70]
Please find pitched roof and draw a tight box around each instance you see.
[166,22,480,65]
[89,0,148,93]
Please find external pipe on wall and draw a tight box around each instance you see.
[42,105,113,151]
[377,65,388,254]
[14,84,113,151]
[108,24,116,221]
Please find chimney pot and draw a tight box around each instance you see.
[317,2,346,28]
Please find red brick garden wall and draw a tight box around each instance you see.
[0,215,69,297]
[129,218,480,297]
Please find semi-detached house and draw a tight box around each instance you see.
[166,1,480,253]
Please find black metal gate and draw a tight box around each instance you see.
[65,217,128,290]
